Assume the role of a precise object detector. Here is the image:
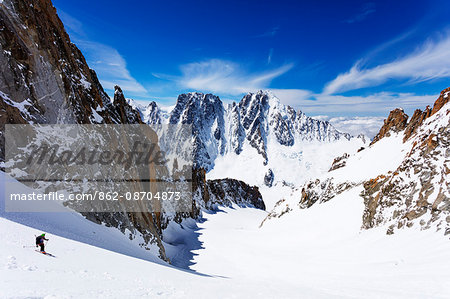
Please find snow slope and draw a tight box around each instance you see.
[0,171,164,264]
[266,99,450,235]
[208,137,364,209]
[2,185,450,298]
[192,190,450,298]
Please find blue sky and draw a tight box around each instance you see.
[54,0,450,118]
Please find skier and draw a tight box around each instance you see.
[35,233,49,253]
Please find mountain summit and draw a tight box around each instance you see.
[135,90,353,171]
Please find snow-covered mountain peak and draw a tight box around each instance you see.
[114,85,123,96]
[241,89,280,107]
[260,89,285,110]
[133,89,357,173]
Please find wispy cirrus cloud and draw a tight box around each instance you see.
[164,56,437,116]
[58,10,147,97]
[324,32,450,95]
[56,8,442,119]
[267,48,274,64]
[344,2,376,24]
[268,88,313,103]
[58,10,85,36]
[170,59,293,95]
[269,89,437,116]
[76,41,147,95]
[254,26,280,38]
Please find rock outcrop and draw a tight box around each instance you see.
[0,0,266,263]
[431,87,450,116]
[329,153,350,172]
[0,0,171,258]
[265,87,450,236]
[112,85,143,124]
[370,108,408,145]
[0,0,143,162]
[361,101,450,234]
[403,107,432,142]
[264,169,274,187]
[190,168,264,211]
[372,87,450,145]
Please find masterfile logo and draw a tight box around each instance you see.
[4,124,193,213]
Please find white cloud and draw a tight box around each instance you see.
[75,41,147,96]
[55,9,443,118]
[57,10,147,97]
[267,48,274,64]
[313,92,436,113]
[309,115,329,121]
[58,10,85,36]
[268,88,313,105]
[255,26,280,38]
[270,89,437,115]
[176,59,293,95]
[344,2,376,24]
[324,33,450,94]
[328,116,385,139]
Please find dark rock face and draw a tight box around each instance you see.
[148,90,351,171]
[403,107,432,142]
[239,91,270,163]
[264,169,274,187]
[431,87,450,116]
[190,168,265,211]
[229,102,245,155]
[0,0,118,124]
[207,178,265,210]
[371,108,408,145]
[112,85,142,124]
[329,153,349,172]
[146,101,162,124]
[169,92,226,171]
[0,0,143,162]
[0,0,170,260]
[270,112,294,146]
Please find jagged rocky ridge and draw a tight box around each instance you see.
[0,0,143,160]
[137,90,352,171]
[0,0,264,263]
[265,88,450,236]
[0,0,172,258]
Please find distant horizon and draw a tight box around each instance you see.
[53,0,450,136]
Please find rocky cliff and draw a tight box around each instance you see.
[0,0,265,263]
[265,87,450,236]
[0,0,143,162]
[361,88,450,234]
[0,0,172,260]
[370,108,408,145]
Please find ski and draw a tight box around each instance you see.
[35,250,56,258]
